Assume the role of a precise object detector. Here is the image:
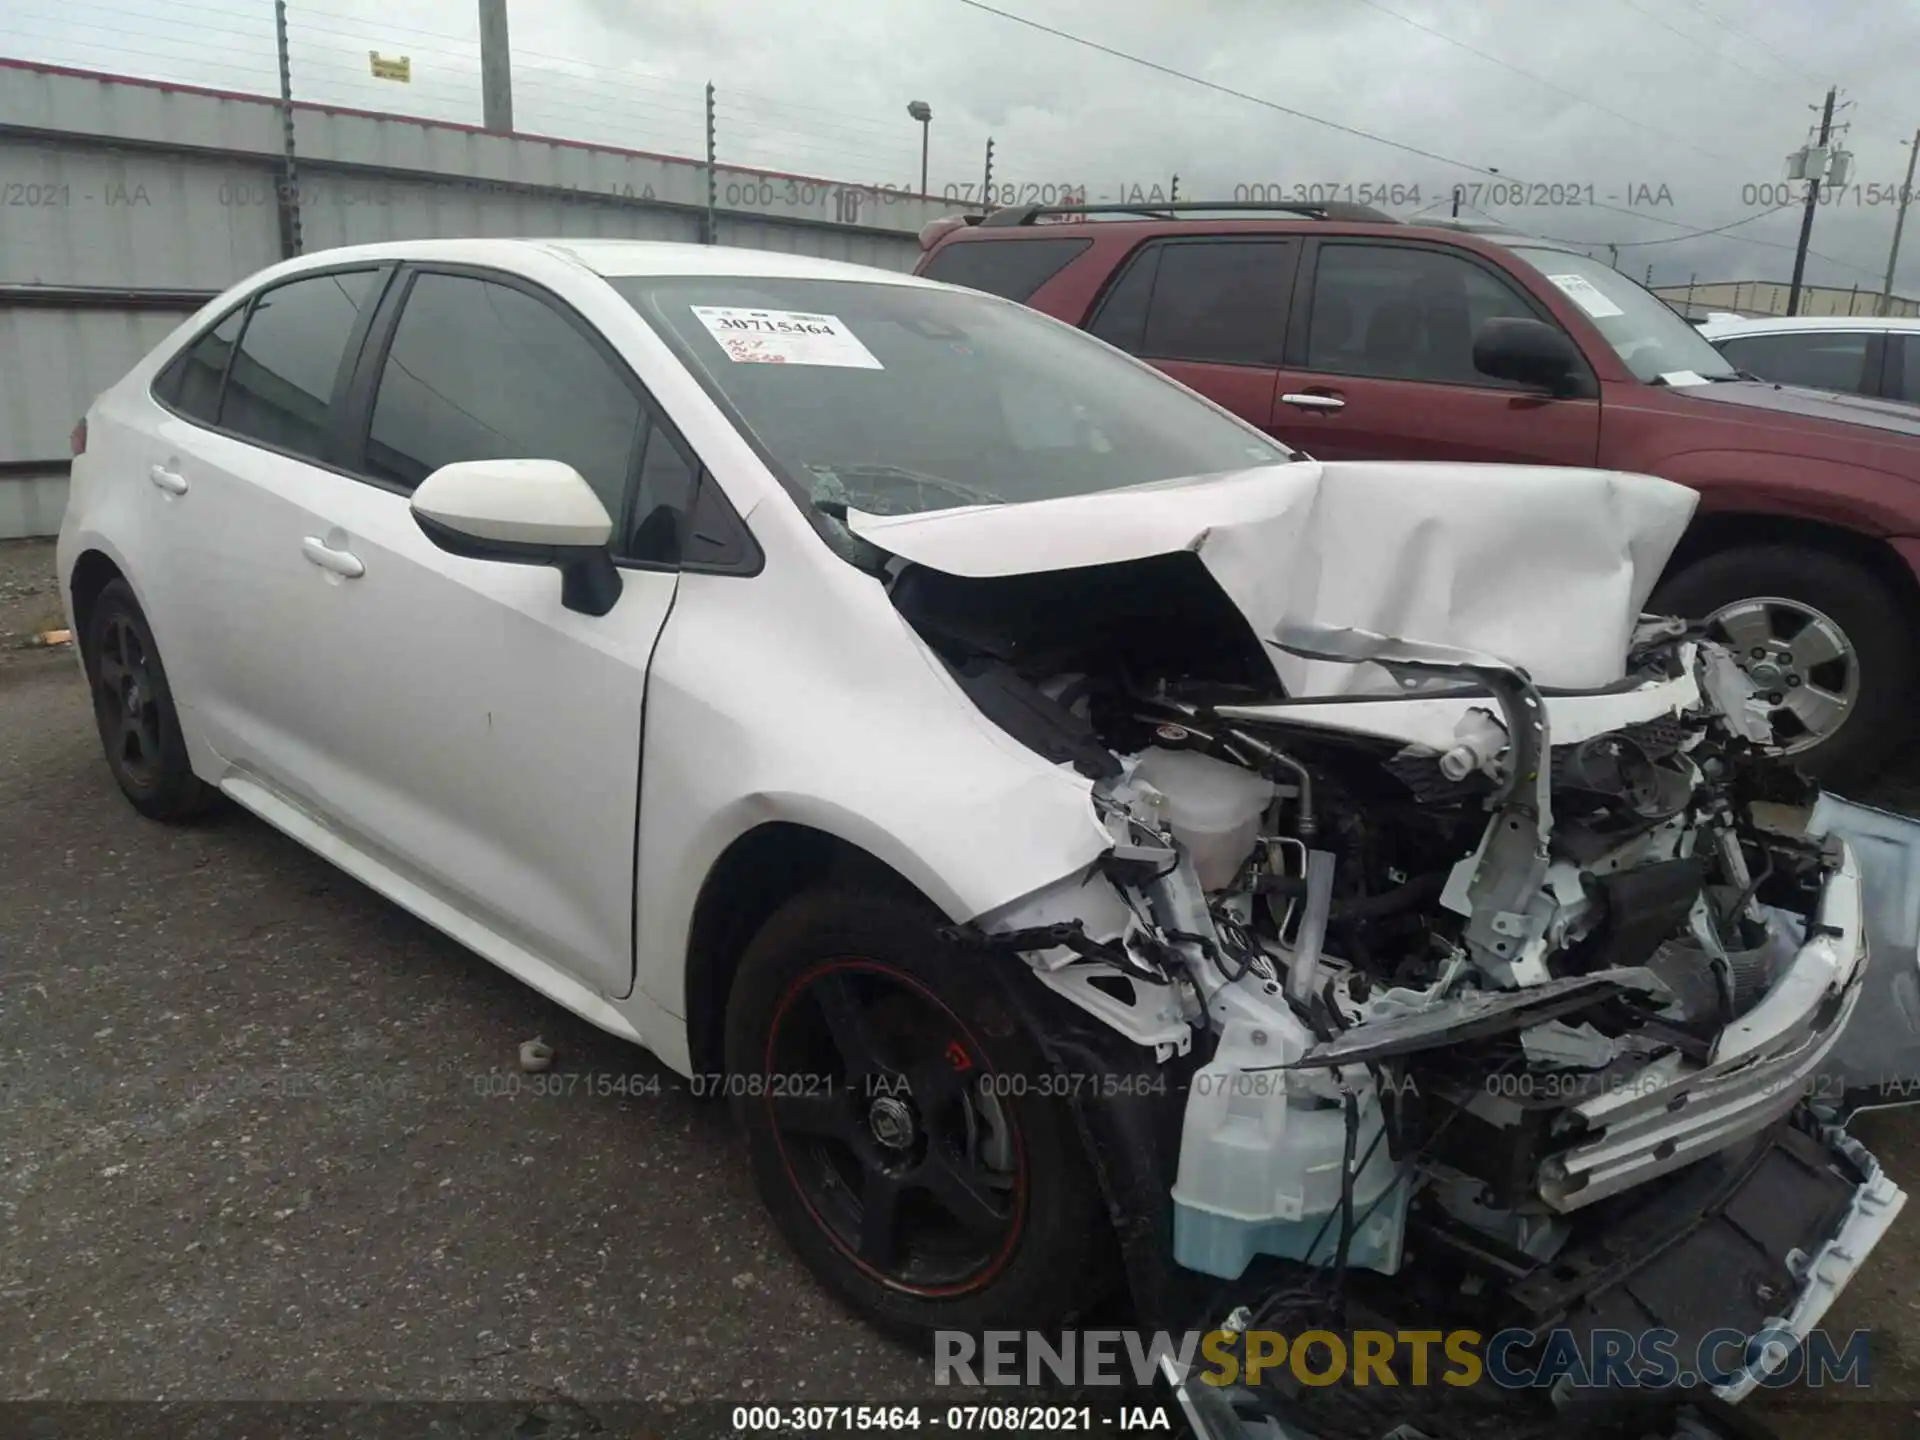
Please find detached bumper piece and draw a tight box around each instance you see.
[1540,843,1869,1211]
[1511,1117,1903,1404]
[1168,1118,1902,1438]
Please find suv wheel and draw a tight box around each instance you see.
[83,579,217,822]
[1652,544,1916,786]
[724,887,1114,1340]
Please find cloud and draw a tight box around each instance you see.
[9,0,1916,292]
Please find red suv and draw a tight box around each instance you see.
[916,202,1920,784]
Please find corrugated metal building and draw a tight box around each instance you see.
[1654,279,1920,320]
[0,59,964,537]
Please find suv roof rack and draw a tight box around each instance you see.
[978,200,1401,227]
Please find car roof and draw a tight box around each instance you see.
[261,236,936,287]
[1697,314,1920,335]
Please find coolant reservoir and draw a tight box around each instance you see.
[1131,748,1276,892]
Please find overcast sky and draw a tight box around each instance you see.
[9,0,1920,293]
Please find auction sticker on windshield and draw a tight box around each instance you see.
[691,306,883,368]
[1545,273,1625,320]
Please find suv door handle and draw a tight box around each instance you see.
[302,535,366,579]
[148,464,189,495]
[1280,392,1347,412]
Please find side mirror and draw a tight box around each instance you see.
[1472,317,1580,393]
[410,459,623,616]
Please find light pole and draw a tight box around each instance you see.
[908,100,932,196]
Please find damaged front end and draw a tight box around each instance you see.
[912,572,1914,1430]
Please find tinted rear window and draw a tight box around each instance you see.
[220,269,378,461]
[919,237,1091,301]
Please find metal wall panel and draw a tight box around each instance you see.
[0,140,281,288]
[714,216,920,273]
[0,59,975,534]
[0,306,187,461]
[296,165,703,251]
[0,471,68,540]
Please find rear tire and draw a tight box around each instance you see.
[82,579,217,823]
[1652,544,1916,787]
[723,887,1115,1340]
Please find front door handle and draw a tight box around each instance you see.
[301,535,366,579]
[1280,392,1347,412]
[148,464,189,495]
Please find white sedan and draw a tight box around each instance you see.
[60,239,1909,1382]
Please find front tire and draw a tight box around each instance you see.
[1652,544,1916,787]
[723,887,1115,1340]
[82,579,216,822]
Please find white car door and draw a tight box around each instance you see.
[145,265,392,770]
[248,265,714,999]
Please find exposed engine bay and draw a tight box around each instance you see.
[880,543,1908,1420]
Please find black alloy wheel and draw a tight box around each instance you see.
[725,888,1114,1338]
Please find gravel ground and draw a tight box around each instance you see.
[2,536,1918,1438]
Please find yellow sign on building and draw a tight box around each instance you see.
[368,52,412,82]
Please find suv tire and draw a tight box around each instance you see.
[1653,544,1915,786]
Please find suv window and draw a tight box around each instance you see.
[1896,336,1920,404]
[364,272,643,529]
[159,306,246,423]
[1717,330,1874,394]
[1306,243,1538,385]
[920,237,1091,301]
[1090,239,1294,367]
[219,270,378,459]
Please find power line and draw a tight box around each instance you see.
[1604,0,1785,86]
[947,0,1507,180]
[945,0,1884,275]
[1348,0,1736,164]
[1676,0,1825,85]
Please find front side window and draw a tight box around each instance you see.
[1508,247,1738,384]
[364,272,642,530]
[219,270,378,460]
[612,275,1292,522]
[1716,331,1874,395]
[1305,243,1540,385]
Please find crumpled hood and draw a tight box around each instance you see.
[848,459,1698,696]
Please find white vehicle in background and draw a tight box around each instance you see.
[58,238,1920,1438]
[1696,313,1920,405]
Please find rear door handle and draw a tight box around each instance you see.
[301,535,366,579]
[148,464,189,495]
[1280,392,1347,412]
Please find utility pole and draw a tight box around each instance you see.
[1606,243,1619,270]
[1879,127,1920,316]
[272,0,301,257]
[982,136,994,208]
[1451,183,1461,218]
[1787,86,1839,317]
[479,0,513,133]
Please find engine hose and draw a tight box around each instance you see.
[1257,868,1448,922]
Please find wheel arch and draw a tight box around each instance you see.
[1663,511,1920,618]
[681,821,941,1077]
[67,548,130,663]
